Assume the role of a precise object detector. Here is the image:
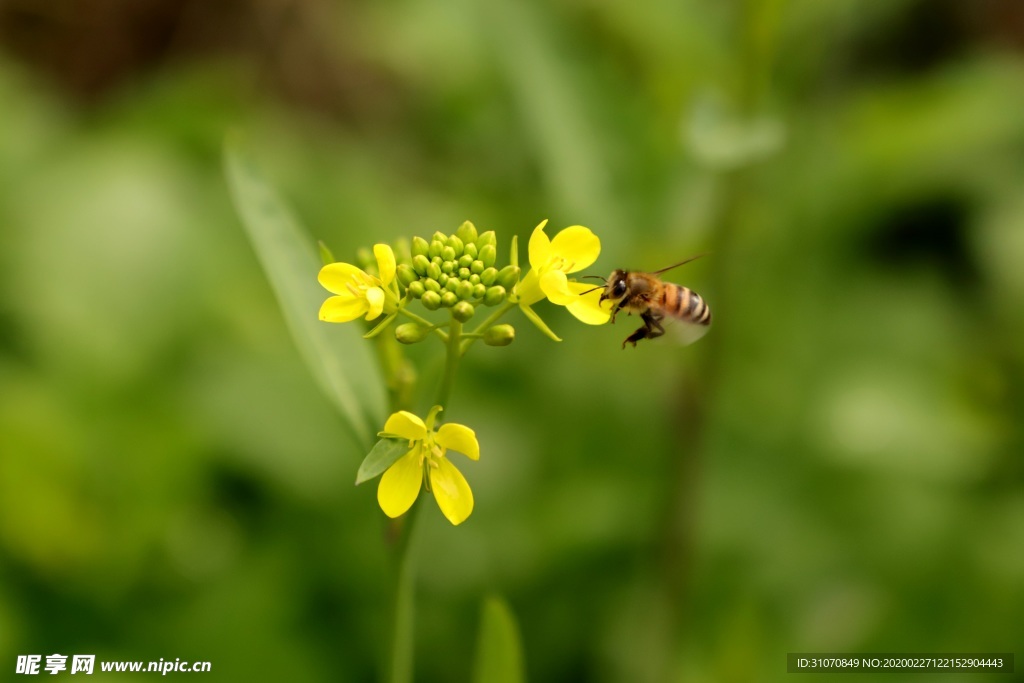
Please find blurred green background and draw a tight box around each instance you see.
[1,0,1023,681]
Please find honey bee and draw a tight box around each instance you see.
[597,256,711,349]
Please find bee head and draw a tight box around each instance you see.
[600,269,629,303]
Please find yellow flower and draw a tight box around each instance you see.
[377,407,479,526]
[318,244,398,322]
[515,220,610,336]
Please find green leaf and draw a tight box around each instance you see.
[519,304,561,342]
[317,240,336,266]
[355,437,410,485]
[224,135,386,450]
[363,312,397,339]
[472,595,526,683]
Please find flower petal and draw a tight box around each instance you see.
[548,226,600,272]
[565,281,611,324]
[430,458,474,525]
[527,220,551,269]
[318,262,369,295]
[374,244,396,285]
[383,411,427,441]
[365,286,385,320]
[378,450,422,518]
[539,270,578,305]
[320,294,369,322]
[436,423,480,461]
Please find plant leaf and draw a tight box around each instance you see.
[519,304,561,342]
[224,135,385,449]
[472,595,526,683]
[355,437,410,485]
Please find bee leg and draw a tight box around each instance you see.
[646,312,665,339]
[609,301,625,324]
[622,312,663,349]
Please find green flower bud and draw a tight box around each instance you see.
[412,254,431,276]
[432,255,443,265]
[411,236,430,258]
[407,281,425,298]
[440,291,458,308]
[441,261,454,275]
[397,264,418,287]
[446,235,464,257]
[428,238,444,259]
[464,242,478,259]
[483,285,506,306]
[426,261,442,281]
[432,231,448,244]
[470,260,485,275]
[395,322,431,344]
[480,267,498,286]
[479,244,497,268]
[425,278,441,294]
[445,277,460,293]
[452,301,475,322]
[483,324,515,346]
[455,221,478,245]
[469,274,481,285]
[422,290,442,310]
[472,283,486,299]
[442,246,456,262]
[496,265,520,290]
[458,254,474,269]
[478,230,497,249]
[438,273,449,286]
[458,267,471,280]
[456,280,474,300]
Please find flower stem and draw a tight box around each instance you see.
[460,300,516,354]
[388,500,421,683]
[436,313,463,408]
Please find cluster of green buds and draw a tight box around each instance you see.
[397,221,519,323]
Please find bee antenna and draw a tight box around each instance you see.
[579,274,607,283]
[578,285,604,296]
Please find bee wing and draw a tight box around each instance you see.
[663,315,711,345]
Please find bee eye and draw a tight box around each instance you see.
[612,280,626,298]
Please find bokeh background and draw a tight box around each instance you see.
[1,0,1023,681]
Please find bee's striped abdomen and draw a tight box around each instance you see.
[661,284,711,325]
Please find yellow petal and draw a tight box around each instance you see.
[539,270,578,305]
[318,262,368,295]
[374,244,396,285]
[365,286,385,320]
[377,450,422,518]
[436,423,480,461]
[430,458,474,525]
[383,411,428,441]
[565,281,611,324]
[548,226,600,272]
[527,220,551,269]
[320,294,369,322]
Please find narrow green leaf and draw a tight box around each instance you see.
[472,595,526,683]
[318,240,336,266]
[224,135,386,449]
[519,304,561,342]
[363,312,398,339]
[355,437,409,485]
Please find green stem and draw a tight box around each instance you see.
[436,313,463,408]
[388,500,421,683]
[460,300,516,354]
